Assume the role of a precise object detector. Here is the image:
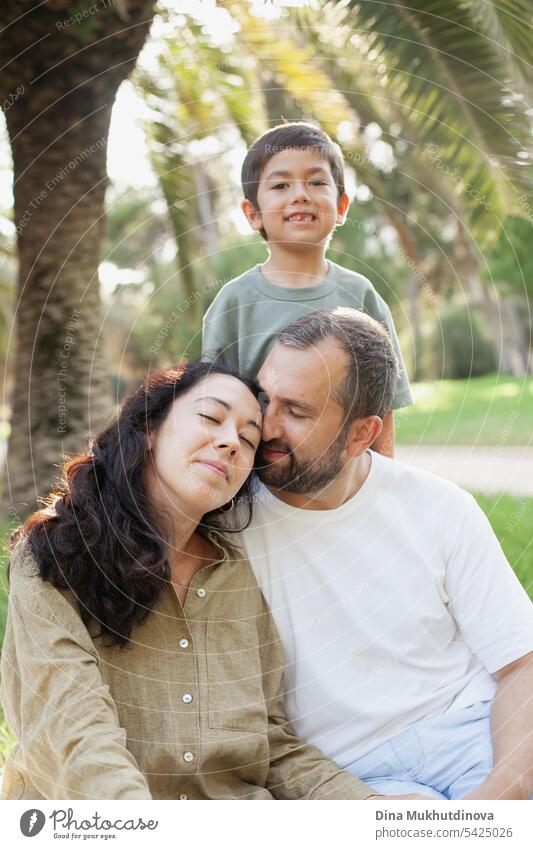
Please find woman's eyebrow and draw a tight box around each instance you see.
[195,395,231,411]
[195,396,261,432]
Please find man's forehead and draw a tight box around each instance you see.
[259,341,345,402]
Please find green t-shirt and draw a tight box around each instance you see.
[202,261,413,410]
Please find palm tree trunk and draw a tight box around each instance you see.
[0,0,156,515]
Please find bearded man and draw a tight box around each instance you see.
[239,307,533,800]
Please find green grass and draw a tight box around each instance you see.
[396,374,533,446]
[473,493,533,600]
[0,495,531,768]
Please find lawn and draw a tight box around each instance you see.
[396,374,533,446]
[0,493,532,770]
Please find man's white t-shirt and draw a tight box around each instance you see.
[239,451,533,766]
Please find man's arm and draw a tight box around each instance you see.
[465,651,533,799]
[371,410,394,458]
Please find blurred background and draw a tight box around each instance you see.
[0,0,532,761]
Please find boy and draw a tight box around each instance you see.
[202,122,412,455]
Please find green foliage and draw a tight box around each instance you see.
[329,208,411,308]
[485,216,533,298]
[335,0,533,238]
[426,303,496,380]
[396,374,533,445]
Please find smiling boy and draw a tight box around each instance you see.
[202,122,412,455]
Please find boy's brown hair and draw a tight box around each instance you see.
[241,122,346,239]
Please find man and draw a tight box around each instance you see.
[240,307,533,799]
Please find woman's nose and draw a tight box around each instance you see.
[215,425,240,453]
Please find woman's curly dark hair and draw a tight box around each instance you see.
[13,360,260,647]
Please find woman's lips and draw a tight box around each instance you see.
[196,461,228,480]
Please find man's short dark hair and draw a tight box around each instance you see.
[278,307,399,421]
[241,122,346,234]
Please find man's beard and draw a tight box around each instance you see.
[257,425,348,494]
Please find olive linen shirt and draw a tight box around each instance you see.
[0,536,373,801]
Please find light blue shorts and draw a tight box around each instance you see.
[345,701,493,799]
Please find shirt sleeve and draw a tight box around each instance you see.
[256,599,375,800]
[362,287,413,410]
[443,490,533,674]
[202,286,239,367]
[1,564,152,800]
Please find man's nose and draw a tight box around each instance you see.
[261,404,283,442]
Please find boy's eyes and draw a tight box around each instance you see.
[270,180,329,190]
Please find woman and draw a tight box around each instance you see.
[0,361,373,800]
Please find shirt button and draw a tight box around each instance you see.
[196,588,206,598]
[179,639,189,649]
[183,751,194,763]
[182,693,193,704]
[180,793,188,800]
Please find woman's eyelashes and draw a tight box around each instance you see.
[198,413,257,450]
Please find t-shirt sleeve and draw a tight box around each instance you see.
[443,490,533,674]
[202,286,240,367]
[0,553,152,800]
[362,288,413,409]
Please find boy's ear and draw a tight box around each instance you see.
[345,415,382,458]
[241,198,263,233]
[336,192,350,225]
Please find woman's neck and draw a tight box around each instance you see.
[168,529,222,607]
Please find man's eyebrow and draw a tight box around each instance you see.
[280,396,317,414]
[195,396,262,432]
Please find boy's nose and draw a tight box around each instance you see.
[291,181,310,202]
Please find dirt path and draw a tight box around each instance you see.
[396,445,533,496]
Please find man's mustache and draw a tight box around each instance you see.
[257,440,292,462]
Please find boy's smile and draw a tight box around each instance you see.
[242,147,349,249]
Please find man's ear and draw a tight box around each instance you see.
[336,192,350,225]
[345,416,383,458]
[241,198,263,233]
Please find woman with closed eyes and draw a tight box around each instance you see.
[1,360,375,800]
